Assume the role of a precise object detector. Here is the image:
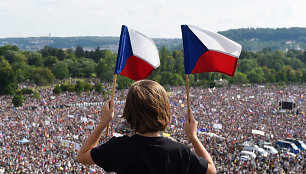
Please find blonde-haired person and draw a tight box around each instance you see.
[76,80,216,174]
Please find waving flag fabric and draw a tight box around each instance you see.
[115,25,160,81]
[181,25,242,76]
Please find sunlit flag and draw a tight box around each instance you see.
[181,25,242,76]
[115,25,160,80]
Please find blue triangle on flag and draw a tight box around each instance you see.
[115,25,133,74]
[181,25,209,74]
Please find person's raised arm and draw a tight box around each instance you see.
[76,100,114,164]
[184,109,216,174]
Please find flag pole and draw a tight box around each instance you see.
[185,74,191,118]
[105,74,117,137]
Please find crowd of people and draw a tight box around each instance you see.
[0,81,305,173]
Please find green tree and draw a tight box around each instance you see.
[12,62,33,83]
[194,79,209,88]
[65,49,76,59]
[302,69,306,82]
[52,61,69,80]
[2,84,15,95]
[295,69,303,82]
[21,88,33,94]
[57,49,67,61]
[239,50,252,59]
[286,58,304,69]
[247,68,265,83]
[262,48,272,53]
[172,50,184,75]
[26,52,44,67]
[282,65,297,82]
[208,81,217,88]
[96,50,116,82]
[160,71,172,86]
[0,59,15,94]
[53,85,62,94]
[3,51,27,64]
[15,90,22,95]
[302,51,306,63]
[237,59,258,73]
[158,72,183,86]
[75,46,85,58]
[75,80,84,94]
[40,46,58,57]
[211,73,222,81]
[164,56,175,73]
[44,56,58,68]
[117,76,133,90]
[61,83,75,92]
[232,72,248,84]
[66,48,74,55]
[80,59,97,78]
[102,89,109,100]
[169,73,184,86]
[0,45,19,56]
[159,46,169,72]
[64,59,82,77]
[256,53,272,67]
[93,47,106,62]
[12,95,23,107]
[276,70,287,82]
[94,82,103,92]
[83,81,93,91]
[31,67,55,86]
[152,75,161,84]
[33,91,40,99]
[271,60,284,72]
[286,49,302,58]
[262,66,276,83]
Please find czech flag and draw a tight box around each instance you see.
[181,25,242,76]
[115,25,160,80]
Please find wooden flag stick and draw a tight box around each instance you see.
[185,74,191,117]
[105,74,117,137]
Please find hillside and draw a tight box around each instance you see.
[0,36,182,52]
[1,27,306,52]
[220,27,306,51]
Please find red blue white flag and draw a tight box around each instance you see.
[181,25,242,76]
[115,25,160,81]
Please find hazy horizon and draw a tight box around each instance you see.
[1,0,306,38]
[1,26,306,40]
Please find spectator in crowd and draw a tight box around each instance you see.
[0,80,305,173]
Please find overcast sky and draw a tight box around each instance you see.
[1,0,306,38]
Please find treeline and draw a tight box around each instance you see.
[2,28,306,52]
[0,45,306,96]
[220,27,306,51]
[221,27,306,42]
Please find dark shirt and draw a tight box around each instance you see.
[91,134,208,174]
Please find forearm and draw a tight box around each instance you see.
[76,100,114,164]
[189,136,214,167]
[78,122,107,154]
[185,111,216,174]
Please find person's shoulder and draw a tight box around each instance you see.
[160,137,191,151]
[94,135,133,151]
[109,135,132,143]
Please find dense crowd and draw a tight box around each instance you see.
[0,82,305,173]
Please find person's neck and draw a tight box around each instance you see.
[136,132,161,137]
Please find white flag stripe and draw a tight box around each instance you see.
[128,28,160,68]
[188,25,242,58]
